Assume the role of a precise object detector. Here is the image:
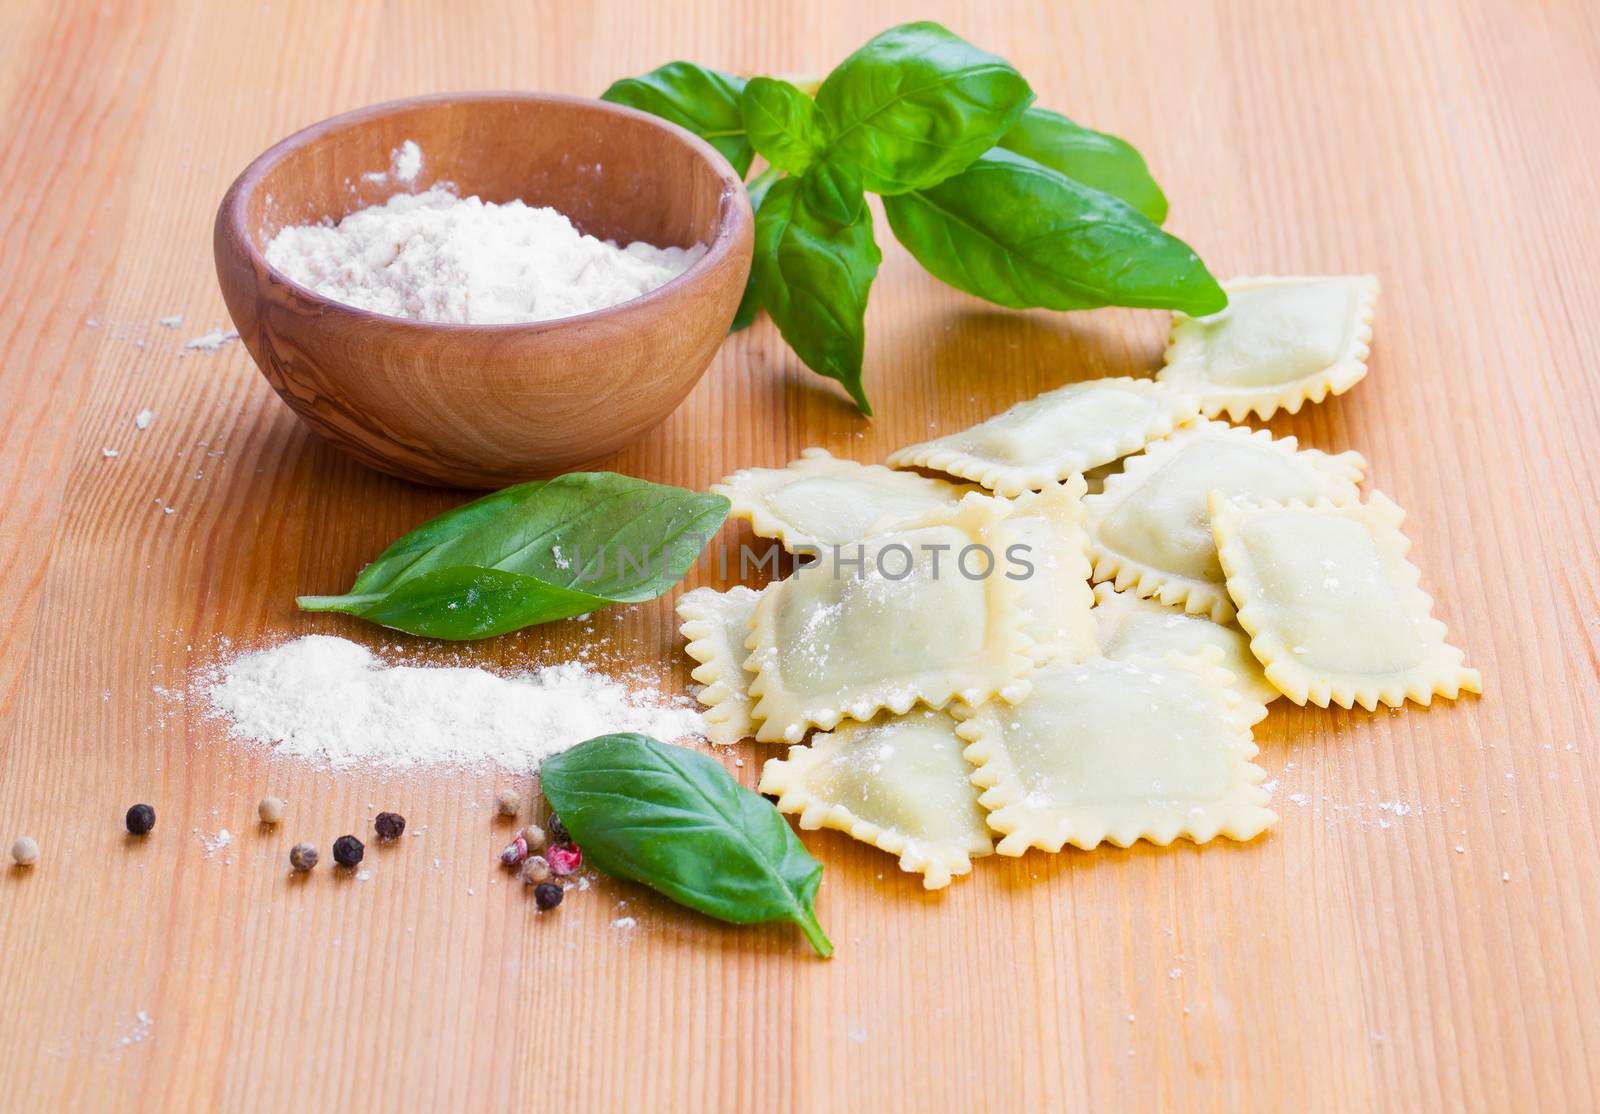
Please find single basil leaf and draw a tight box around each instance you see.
[800,158,865,228]
[883,148,1225,315]
[541,733,832,957]
[602,62,754,177]
[741,77,827,176]
[729,168,783,334]
[297,473,730,639]
[753,177,881,415]
[998,107,1168,224]
[815,21,1033,195]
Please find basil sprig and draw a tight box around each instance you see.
[602,21,1226,414]
[541,733,833,957]
[297,473,728,640]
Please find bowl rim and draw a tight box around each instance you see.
[217,90,751,335]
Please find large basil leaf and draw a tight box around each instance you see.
[741,77,827,176]
[729,168,782,334]
[541,733,832,957]
[814,21,1033,195]
[297,473,729,640]
[753,176,881,414]
[999,107,1168,224]
[602,62,753,177]
[883,148,1225,314]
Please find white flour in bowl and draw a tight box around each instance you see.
[205,635,704,771]
[264,176,706,324]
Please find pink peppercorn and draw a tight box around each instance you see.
[547,843,582,876]
[499,836,528,867]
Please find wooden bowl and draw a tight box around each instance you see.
[214,92,753,488]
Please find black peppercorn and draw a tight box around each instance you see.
[332,834,365,867]
[374,812,406,840]
[546,812,570,843]
[534,881,564,910]
[125,803,156,836]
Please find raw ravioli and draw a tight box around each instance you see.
[1083,422,1365,622]
[1210,491,1482,710]
[677,585,765,744]
[1091,583,1280,705]
[712,448,970,552]
[1007,480,1097,665]
[758,709,993,889]
[887,377,1197,497]
[958,652,1275,854]
[744,495,1033,743]
[1160,275,1379,420]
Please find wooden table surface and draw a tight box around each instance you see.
[2,1,1597,1110]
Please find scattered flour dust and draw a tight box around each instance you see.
[264,144,706,325]
[204,634,704,771]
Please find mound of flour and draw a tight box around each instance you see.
[263,185,705,324]
[205,635,704,771]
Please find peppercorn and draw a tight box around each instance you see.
[500,836,528,867]
[11,836,39,867]
[289,842,319,872]
[547,843,582,877]
[546,812,570,843]
[125,803,156,836]
[534,881,563,910]
[520,855,551,885]
[258,796,285,824]
[495,789,521,818]
[331,834,365,867]
[521,823,546,851]
[374,811,406,840]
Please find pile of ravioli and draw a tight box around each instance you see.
[676,274,1482,889]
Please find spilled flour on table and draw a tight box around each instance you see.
[203,634,704,771]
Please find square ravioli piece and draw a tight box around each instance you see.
[712,447,970,552]
[886,377,1198,497]
[758,710,993,889]
[1091,583,1280,706]
[958,652,1275,855]
[1008,480,1097,665]
[1160,275,1379,421]
[1083,421,1366,623]
[1210,491,1482,710]
[677,585,765,745]
[745,494,1034,743]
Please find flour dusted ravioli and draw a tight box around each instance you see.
[676,585,765,745]
[1210,491,1482,710]
[1083,422,1365,622]
[758,710,993,889]
[1160,275,1379,420]
[712,448,969,551]
[958,652,1275,854]
[1009,481,1097,664]
[1091,583,1279,705]
[887,377,1198,497]
[745,495,1033,743]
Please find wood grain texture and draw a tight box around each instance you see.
[0,1,1596,1111]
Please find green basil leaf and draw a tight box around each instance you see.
[998,107,1168,224]
[815,21,1033,195]
[729,167,783,334]
[883,148,1225,315]
[541,733,832,957]
[741,77,827,176]
[297,473,729,640]
[602,62,754,177]
[800,158,865,228]
[754,177,881,415]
